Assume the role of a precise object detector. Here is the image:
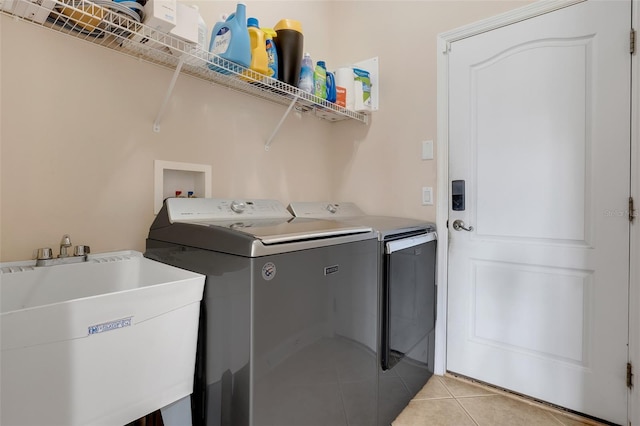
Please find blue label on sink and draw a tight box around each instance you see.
[88,317,133,335]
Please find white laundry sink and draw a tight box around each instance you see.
[0,250,205,426]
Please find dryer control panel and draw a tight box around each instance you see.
[287,202,365,218]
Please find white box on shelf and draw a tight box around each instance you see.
[143,0,176,33]
[352,57,379,112]
[352,67,372,112]
[2,0,56,24]
[169,2,198,44]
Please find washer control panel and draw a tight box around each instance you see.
[166,198,292,222]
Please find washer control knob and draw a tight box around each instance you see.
[326,204,337,214]
[230,200,247,214]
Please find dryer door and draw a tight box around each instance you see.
[381,233,437,371]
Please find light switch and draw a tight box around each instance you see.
[422,187,434,205]
[421,140,434,160]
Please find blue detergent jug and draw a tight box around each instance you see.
[326,71,336,103]
[208,3,251,74]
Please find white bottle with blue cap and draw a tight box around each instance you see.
[298,52,314,93]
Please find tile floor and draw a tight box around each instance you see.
[393,375,608,426]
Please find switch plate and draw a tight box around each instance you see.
[422,187,434,205]
[421,140,434,160]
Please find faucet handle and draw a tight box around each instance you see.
[74,245,90,256]
[36,247,53,260]
[58,235,70,258]
[58,234,74,258]
[60,234,72,246]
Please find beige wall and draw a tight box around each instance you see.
[326,1,531,218]
[0,1,529,261]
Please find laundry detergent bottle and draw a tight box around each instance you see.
[246,17,269,78]
[314,60,327,100]
[208,3,251,74]
[298,52,314,93]
[326,71,336,103]
[273,19,303,86]
[263,27,278,80]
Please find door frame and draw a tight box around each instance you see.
[630,2,639,424]
[435,0,639,423]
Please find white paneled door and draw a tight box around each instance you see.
[446,1,631,424]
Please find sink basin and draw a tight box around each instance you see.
[1,250,205,426]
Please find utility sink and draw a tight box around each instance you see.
[1,250,205,426]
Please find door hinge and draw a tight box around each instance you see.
[627,362,634,389]
[630,197,636,224]
[631,29,636,55]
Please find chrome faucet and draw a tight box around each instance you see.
[35,234,90,267]
[59,234,72,258]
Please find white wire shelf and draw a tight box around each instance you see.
[1,0,370,130]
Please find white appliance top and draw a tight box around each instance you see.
[287,201,436,240]
[149,198,375,256]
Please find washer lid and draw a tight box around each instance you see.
[160,198,372,244]
[187,217,372,245]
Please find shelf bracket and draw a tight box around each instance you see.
[264,95,300,151]
[153,56,186,133]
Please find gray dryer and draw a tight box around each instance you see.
[288,201,437,425]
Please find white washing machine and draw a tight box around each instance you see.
[287,201,437,425]
[145,198,380,426]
